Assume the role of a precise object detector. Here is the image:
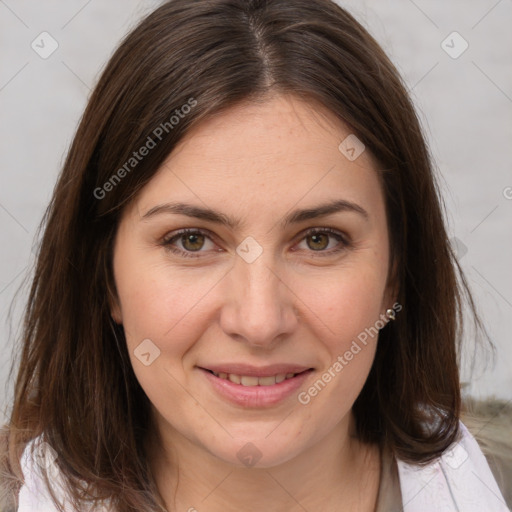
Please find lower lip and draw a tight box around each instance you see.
[199,368,313,407]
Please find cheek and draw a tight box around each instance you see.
[115,264,217,412]
[290,261,387,409]
[298,263,388,345]
[293,273,383,421]
[114,248,226,360]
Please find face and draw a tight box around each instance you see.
[111,93,394,468]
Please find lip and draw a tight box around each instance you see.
[198,366,314,407]
[200,363,312,377]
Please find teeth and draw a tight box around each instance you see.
[212,371,299,386]
[259,376,277,386]
[240,376,259,386]
[228,374,241,384]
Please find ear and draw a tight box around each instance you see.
[108,285,123,324]
[110,302,123,324]
[382,253,400,311]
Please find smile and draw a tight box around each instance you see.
[207,369,303,386]
[198,367,314,407]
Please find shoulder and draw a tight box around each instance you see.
[17,436,113,512]
[17,436,69,512]
[396,421,511,511]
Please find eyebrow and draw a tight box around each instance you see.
[141,199,369,229]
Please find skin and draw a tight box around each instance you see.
[111,93,395,511]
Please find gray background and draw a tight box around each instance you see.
[1,0,511,422]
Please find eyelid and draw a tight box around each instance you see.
[162,227,217,244]
[294,226,349,244]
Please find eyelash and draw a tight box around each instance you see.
[161,227,350,259]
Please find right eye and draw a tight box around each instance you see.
[162,228,221,258]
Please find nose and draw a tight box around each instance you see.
[219,254,298,348]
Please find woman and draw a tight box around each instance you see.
[1,0,509,510]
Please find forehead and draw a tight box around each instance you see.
[131,94,384,223]
[169,94,372,170]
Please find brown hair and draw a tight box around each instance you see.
[1,0,487,510]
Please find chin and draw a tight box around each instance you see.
[210,440,301,469]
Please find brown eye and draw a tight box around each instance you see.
[162,229,218,258]
[294,227,350,256]
[181,232,205,251]
[306,233,329,251]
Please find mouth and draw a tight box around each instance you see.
[198,366,314,407]
[202,368,311,386]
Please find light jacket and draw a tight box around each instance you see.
[17,421,510,511]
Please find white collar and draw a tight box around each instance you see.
[397,421,510,511]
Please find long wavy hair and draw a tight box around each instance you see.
[1,0,487,510]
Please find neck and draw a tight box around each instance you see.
[148,411,381,512]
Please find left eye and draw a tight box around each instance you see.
[294,228,348,254]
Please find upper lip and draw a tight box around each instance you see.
[199,364,313,377]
